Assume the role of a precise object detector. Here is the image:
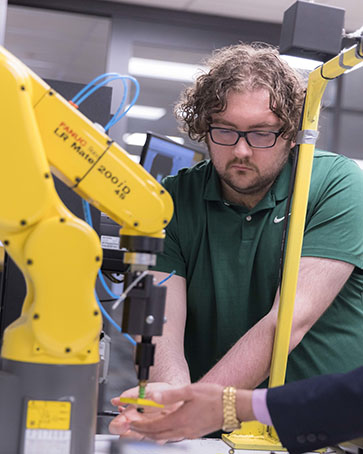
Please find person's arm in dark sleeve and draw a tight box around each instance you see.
[267,365,363,453]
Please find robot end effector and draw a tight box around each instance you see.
[120,235,168,396]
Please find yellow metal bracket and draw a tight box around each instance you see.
[222,421,285,451]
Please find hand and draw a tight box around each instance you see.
[108,382,179,441]
[130,383,224,440]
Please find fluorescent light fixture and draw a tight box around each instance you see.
[123,133,147,146]
[280,54,323,71]
[168,136,184,145]
[123,133,184,146]
[126,105,166,121]
[129,57,207,82]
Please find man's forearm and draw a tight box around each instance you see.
[200,258,353,389]
[148,271,191,385]
[149,336,191,385]
[200,311,277,389]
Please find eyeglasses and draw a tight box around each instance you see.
[208,126,283,149]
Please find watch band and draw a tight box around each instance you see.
[222,386,240,432]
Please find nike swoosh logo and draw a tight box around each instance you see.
[274,213,291,224]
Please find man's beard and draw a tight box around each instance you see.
[215,145,291,199]
[219,161,282,195]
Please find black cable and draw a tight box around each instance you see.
[102,271,124,284]
[277,95,306,291]
[97,411,120,417]
[278,146,299,290]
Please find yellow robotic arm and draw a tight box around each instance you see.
[0,45,173,454]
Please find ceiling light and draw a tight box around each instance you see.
[126,105,166,121]
[280,54,323,71]
[123,133,147,146]
[123,133,184,146]
[168,136,184,145]
[128,57,207,82]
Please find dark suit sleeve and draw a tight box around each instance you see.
[267,365,363,453]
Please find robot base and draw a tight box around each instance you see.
[0,358,99,454]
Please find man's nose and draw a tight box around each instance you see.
[232,136,253,159]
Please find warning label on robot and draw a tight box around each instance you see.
[26,400,71,430]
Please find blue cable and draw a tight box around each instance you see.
[75,75,127,107]
[82,192,129,338]
[95,293,136,346]
[104,76,140,131]
[82,195,119,300]
[104,79,128,130]
[82,199,93,226]
[157,270,176,286]
[70,72,139,133]
[75,72,149,346]
[77,72,139,304]
[71,72,122,104]
[98,271,119,300]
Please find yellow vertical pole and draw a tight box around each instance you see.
[223,41,363,451]
[269,42,363,388]
[268,74,327,388]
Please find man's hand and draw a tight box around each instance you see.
[108,382,179,441]
[130,383,224,441]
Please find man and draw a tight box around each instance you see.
[109,42,363,436]
[128,365,363,453]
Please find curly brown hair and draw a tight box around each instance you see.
[175,42,306,142]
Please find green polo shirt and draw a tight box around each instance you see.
[154,150,363,384]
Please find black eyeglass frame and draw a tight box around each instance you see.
[208,126,283,149]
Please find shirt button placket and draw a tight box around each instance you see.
[242,214,255,241]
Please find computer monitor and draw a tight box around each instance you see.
[98,132,205,272]
[140,132,205,182]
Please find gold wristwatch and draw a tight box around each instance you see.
[222,386,240,432]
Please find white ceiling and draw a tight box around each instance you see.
[103,0,363,32]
